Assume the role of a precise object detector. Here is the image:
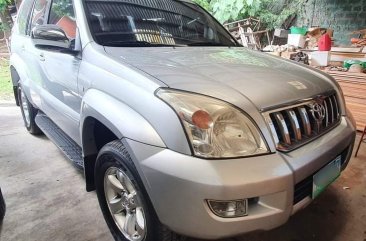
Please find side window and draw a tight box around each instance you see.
[29,0,49,30]
[17,0,35,35]
[48,0,76,39]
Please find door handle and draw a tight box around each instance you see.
[39,53,45,61]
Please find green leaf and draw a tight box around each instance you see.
[0,0,11,13]
[208,0,305,27]
[193,0,212,11]
[246,0,254,6]
[212,1,220,12]
[235,0,244,10]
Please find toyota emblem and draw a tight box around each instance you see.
[310,102,326,122]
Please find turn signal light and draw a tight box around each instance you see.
[192,110,213,129]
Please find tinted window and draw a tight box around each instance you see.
[48,0,76,39]
[84,0,237,47]
[17,0,35,35]
[30,0,48,30]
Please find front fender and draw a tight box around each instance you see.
[10,53,42,108]
[9,53,31,94]
[10,54,32,106]
[80,89,166,155]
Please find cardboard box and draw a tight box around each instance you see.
[310,51,330,66]
[287,34,306,48]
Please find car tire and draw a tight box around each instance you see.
[18,84,42,135]
[0,188,5,222]
[95,140,186,241]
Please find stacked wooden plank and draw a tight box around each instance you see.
[330,51,366,63]
[350,29,366,47]
[325,71,366,131]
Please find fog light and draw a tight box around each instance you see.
[207,199,248,218]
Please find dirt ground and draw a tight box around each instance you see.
[0,102,365,241]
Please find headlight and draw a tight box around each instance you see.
[157,89,269,158]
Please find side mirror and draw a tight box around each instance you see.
[31,24,71,51]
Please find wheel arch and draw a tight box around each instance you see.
[82,116,120,191]
[10,65,20,106]
[10,65,20,86]
[80,89,166,191]
[9,54,30,106]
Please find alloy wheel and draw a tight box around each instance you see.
[104,167,146,241]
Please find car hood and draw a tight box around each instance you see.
[104,46,335,110]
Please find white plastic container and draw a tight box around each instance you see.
[287,34,306,48]
[310,51,330,66]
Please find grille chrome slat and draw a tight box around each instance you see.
[286,110,302,141]
[324,100,329,127]
[264,93,341,151]
[265,116,280,145]
[328,97,335,123]
[273,112,291,145]
[332,95,340,119]
[297,107,312,136]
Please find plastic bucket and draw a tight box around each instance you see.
[318,34,332,51]
[290,27,307,35]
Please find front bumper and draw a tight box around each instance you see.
[123,116,355,239]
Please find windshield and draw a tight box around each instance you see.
[84,0,238,47]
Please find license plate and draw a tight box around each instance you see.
[312,156,341,199]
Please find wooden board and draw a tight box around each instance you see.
[325,71,366,131]
[330,47,363,53]
[330,52,366,62]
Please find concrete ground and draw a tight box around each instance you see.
[0,103,365,241]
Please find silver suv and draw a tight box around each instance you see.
[10,0,356,240]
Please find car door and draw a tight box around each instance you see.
[13,0,49,109]
[37,0,82,145]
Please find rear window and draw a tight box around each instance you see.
[84,0,237,47]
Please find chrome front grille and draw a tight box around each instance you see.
[263,93,341,151]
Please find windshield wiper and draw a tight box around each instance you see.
[103,40,179,47]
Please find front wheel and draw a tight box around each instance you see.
[95,140,185,241]
[18,85,42,135]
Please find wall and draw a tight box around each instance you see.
[295,0,366,46]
